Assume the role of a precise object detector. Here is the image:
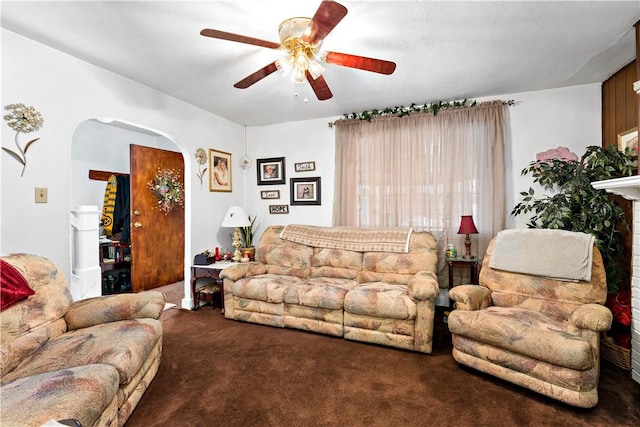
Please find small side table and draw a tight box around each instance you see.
[445,257,481,315]
[191,261,236,313]
[447,257,480,289]
[194,283,221,311]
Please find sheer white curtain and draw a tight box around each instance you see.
[333,101,506,283]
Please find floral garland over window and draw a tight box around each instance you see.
[327,99,515,126]
[147,168,185,214]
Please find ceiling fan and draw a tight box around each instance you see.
[200,0,396,101]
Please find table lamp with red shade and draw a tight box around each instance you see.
[457,215,479,259]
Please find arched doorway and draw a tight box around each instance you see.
[71,118,193,308]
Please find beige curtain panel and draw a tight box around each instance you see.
[333,100,506,285]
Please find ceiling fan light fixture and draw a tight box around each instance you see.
[295,50,309,67]
[279,41,324,84]
[275,57,291,73]
[277,16,324,84]
[278,17,312,44]
[293,67,306,84]
[307,59,324,80]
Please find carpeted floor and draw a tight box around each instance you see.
[126,282,640,427]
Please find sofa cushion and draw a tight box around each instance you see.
[232,274,302,303]
[0,364,119,427]
[358,231,438,285]
[2,318,162,385]
[284,277,358,310]
[447,306,595,370]
[344,283,417,320]
[256,225,313,278]
[310,248,362,279]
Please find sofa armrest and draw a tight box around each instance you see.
[220,262,267,281]
[569,304,613,332]
[407,271,440,301]
[449,285,492,311]
[64,291,165,331]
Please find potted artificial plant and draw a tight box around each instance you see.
[511,144,637,294]
[240,215,257,259]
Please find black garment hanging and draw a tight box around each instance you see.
[113,175,131,243]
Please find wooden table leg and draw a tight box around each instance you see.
[191,276,198,310]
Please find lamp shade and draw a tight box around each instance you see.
[221,206,250,228]
[457,215,479,235]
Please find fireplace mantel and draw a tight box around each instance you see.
[592,176,640,200]
[592,175,640,383]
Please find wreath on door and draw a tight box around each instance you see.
[147,167,185,214]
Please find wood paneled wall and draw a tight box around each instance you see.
[602,26,640,290]
[602,60,638,149]
[601,24,638,293]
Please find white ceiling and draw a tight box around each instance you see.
[2,1,639,126]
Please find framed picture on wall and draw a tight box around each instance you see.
[257,157,286,185]
[294,161,316,172]
[269,204,289,214]
[618,127,638,153]
[290,177,321,205]
[209,149,232,192]
[260,190,280,199]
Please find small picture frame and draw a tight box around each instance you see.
[257,157,286,185]
[618,127,638,153]
[260,190,280,200]
[290,177,321,206]
[269,204,289,214]
[294,161,316,172]
[209,149,232,192]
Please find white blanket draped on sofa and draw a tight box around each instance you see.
[280,224,413,253]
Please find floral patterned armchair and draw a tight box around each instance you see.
[447,229,613,408]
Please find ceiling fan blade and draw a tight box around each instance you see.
[234,62,279,89]
[303,0,348,45]
[306,71,333,101]
[323,51,396,75]
[200,29,281,50]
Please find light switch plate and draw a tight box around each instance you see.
[35,187,48,203]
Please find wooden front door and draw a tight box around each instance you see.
[130,144,185,292]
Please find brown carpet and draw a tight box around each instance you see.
[126,282,640,427]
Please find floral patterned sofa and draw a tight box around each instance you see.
[220,224,439,353]
[0,253,165,426]
[447,229,613,408]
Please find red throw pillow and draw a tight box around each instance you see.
[1,259,35,311]
[606,290,632,327]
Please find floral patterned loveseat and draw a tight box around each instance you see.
[220,224,439,353]
[0,253,165,426]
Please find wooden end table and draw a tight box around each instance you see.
[447,257,480,289]
[191,261,236,313]
[445,257,481,313]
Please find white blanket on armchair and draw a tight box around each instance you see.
[489,229,595,282]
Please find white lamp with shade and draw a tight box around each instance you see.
[221,206,251,262]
